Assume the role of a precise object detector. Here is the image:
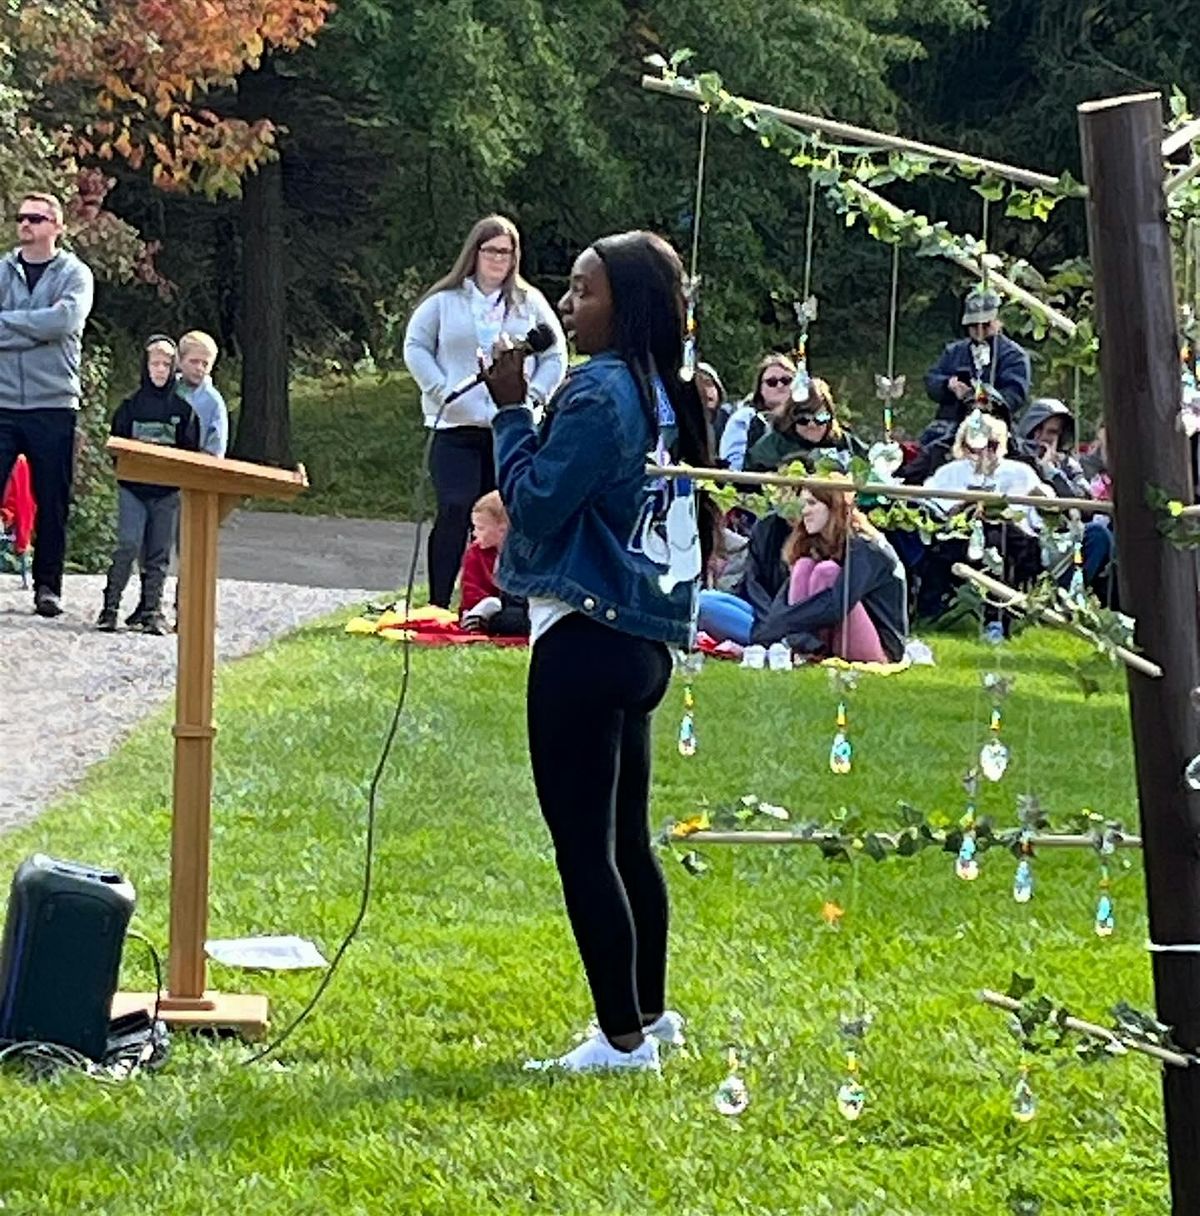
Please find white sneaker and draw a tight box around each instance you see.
[644,1010,686,1047]
[524,1030,661,1073]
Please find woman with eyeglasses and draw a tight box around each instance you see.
[744,376,866,474]
[404,215,567,607]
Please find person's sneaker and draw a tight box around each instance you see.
[124,605,150,628]
[523,1030,660,1074]
[644,1010,686,1048]
[33,587,63,618]
[141,612,170,636]
[96,607,118,632]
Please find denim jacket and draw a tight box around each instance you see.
[492,352,696,646]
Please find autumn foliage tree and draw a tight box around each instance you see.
[9,0,333,463]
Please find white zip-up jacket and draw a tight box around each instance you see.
[403,280,566,429]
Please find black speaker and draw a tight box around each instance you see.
[0,854,136,1061]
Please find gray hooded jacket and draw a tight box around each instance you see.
[0,248,95,411]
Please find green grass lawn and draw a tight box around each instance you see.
[0,623,1163,1214]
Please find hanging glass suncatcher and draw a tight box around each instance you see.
[956,767,981,881]
[1094,826,1117,937]
[1013,836,1034,904]
[1180,332,1200,438]
[1066,509,1086,605]
[1011,1063,1037,1123]
[677,651,702,757]
[868,245,906,480]
[714,1044,750,1116]
[967,515,987,562]
[828,669,857,775]
[680,274,700,384]
[979,672,1013,782]
[963,406,991,452]
[836,1013,871,1121]
[791,295,818,404]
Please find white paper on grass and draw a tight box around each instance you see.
[205,935,328,971]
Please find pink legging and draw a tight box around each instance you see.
[788,558,888,663]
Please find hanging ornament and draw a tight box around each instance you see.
[677,651,702,757]
[830,701,852,775]
[679,275,700,384]
[790,296,817,403]
[1184,751,1200,791]
[956,768,981,881]
[868,390,906,480]
[1013,853,1033,903]
[1066,509,1086,604]
[1093,826,1117,937]
[967,516,987,562]
[714,1045,749,1116]
[979,672,1013,782]
[963,407,991,452]
[828,669,857,775]
[1180,340,1200,438]
[835,1013,871,1121]
[1011,1065,1037,1123]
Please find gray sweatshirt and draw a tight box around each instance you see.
[0,248,95,411]
[403,280,567,429]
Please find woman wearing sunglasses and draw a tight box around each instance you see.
[715,354,795,471]
[744,376,866,474]
[404,214,567,608]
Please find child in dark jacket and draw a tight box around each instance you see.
[458,490,529,637]
[97,335,200,634]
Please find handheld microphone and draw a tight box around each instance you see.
[442,322,557,405]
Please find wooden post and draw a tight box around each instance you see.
[105,439,307,1038]
[1079,92,1200,1212]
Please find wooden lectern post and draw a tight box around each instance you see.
[105,438,308,1037]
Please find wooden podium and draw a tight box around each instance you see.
[105,438,308,1037]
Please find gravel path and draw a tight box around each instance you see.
[0,574,374,834]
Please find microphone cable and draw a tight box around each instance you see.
[243,386,453,1064]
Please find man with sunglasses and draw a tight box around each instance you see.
[0,192,95,617]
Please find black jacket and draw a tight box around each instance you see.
[749,533,909,662]
[111,362,201,498]
[925,333,1031,422]
[731,512,791,615]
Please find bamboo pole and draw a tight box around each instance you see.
[980,990,1191,1068]
[951,562,1163,679]
[679,830,1143,849]
[641,75,1070,193]
[646,462,1114,516]
[1166,160,1200,196]
[1163,119,1200,159]
[842,181,1079,337]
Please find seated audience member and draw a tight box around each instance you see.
[699,482,908,663]
[744,377,866,474]
[910,413,1053,622]
[717,354,791,471]
[459,490,529,637]
[695,362,734,451]
[924,287,1031,429]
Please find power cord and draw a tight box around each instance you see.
[243,395,447,1064]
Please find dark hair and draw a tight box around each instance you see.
[592,231,717,560]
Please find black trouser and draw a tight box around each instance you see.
[527,614,674,1039]
[103,487,178,613]
[0,407,76,597]
[427,426,495,608]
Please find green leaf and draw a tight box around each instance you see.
[1008,972,1037,1001]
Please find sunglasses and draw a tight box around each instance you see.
[762,375,793,388]
[479,245,515,259]
[795,410,832,426]
[16,213,53,225]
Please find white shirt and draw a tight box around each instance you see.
[923,457,1055,532]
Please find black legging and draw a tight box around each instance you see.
[427,426,495,608]
[527,614,674,1039]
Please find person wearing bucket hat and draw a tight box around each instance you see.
[924,285,1031,426]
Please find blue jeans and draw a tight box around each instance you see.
[697,589,755,645]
